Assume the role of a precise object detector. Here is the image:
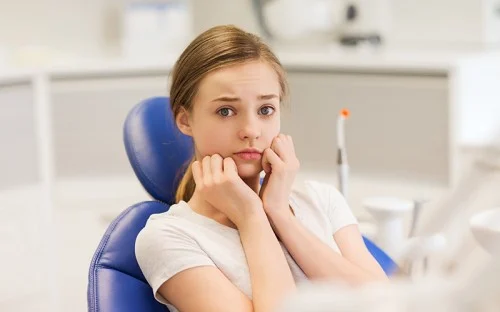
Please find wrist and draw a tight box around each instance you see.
[266,205,295,228]
[264,202,293,218]
[235,205,268,229]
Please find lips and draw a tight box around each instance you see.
[235,152,262,160]
[236,148,262,154]
[235,148,262,161]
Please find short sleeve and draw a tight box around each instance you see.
[326,184,358,234]
[304,180,358,235]
[135,219,216,305]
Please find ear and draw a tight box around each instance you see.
[175,107,193,136]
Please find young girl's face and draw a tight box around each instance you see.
[187,60,281,178]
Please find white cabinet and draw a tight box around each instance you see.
[50,74,169,178]
[283,70,452,184]
[0,81,38,189]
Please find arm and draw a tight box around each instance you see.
[160,155,295,312]
[159,266,253,312]
[239,211,297,311]
[269,210,388,285]
[158,212,296,312]
[258,135,386,285]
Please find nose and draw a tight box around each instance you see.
[238,115,261,140]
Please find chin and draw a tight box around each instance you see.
[236,162,262,178]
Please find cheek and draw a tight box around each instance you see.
[193,126,232,156]
[264,121,281,145]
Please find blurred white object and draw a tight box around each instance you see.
[277,279,458,312]
[363,197,448,275]
[278,256,500,312]
[122,0,193,59]
[278,248,500,312]
[470,207,500,254]
[340,0,392,40]
[390,0,500,48]
[363,196,414,256]
[263,0,344,41]
[260,0,391,45]
[399,234,448,261]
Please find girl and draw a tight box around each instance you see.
[136,25,387,312]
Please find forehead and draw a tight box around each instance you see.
[197,61,280,97]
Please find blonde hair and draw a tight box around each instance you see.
[171,25,289,203]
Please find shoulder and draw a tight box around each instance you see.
[135,204,197,253]
[290,179,343,208]
[290,179,357,233]
[135,203,216,302]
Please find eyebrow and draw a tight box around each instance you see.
[211,94,279,102]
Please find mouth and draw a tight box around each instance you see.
[234,152,262,161]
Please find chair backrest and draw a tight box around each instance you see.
[88,96,397,312]
[123,97,193,204]
[88,97,192,312]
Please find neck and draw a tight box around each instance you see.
[187,174,261,229]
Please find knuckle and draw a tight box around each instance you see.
[212,175,221,185]
[204,179,213,188]
[226,174,237,184]
[222,175,232,184]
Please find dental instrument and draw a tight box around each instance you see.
[337,108,350,198]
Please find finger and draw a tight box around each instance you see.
[202,155,213,185]
[261,149,272,173]
[191,160,203,187]
[210,154,224,183]
[271,135,288,161]
[263,148,283,172]
[223,157,238,178]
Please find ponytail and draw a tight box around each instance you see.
[175,157,196,203]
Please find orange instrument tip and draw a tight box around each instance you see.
[340,108,350,118]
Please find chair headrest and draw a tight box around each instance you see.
[123,97,193,204]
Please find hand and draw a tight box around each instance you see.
[259,134,300,218]
[192,154,264,228]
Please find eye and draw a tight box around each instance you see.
[217,107,235,117]
[259,106,275,116]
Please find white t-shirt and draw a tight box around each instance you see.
[135,180,358,311]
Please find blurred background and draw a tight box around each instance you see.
[1,0,500,311]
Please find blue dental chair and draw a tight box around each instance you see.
[87,96,397,312]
